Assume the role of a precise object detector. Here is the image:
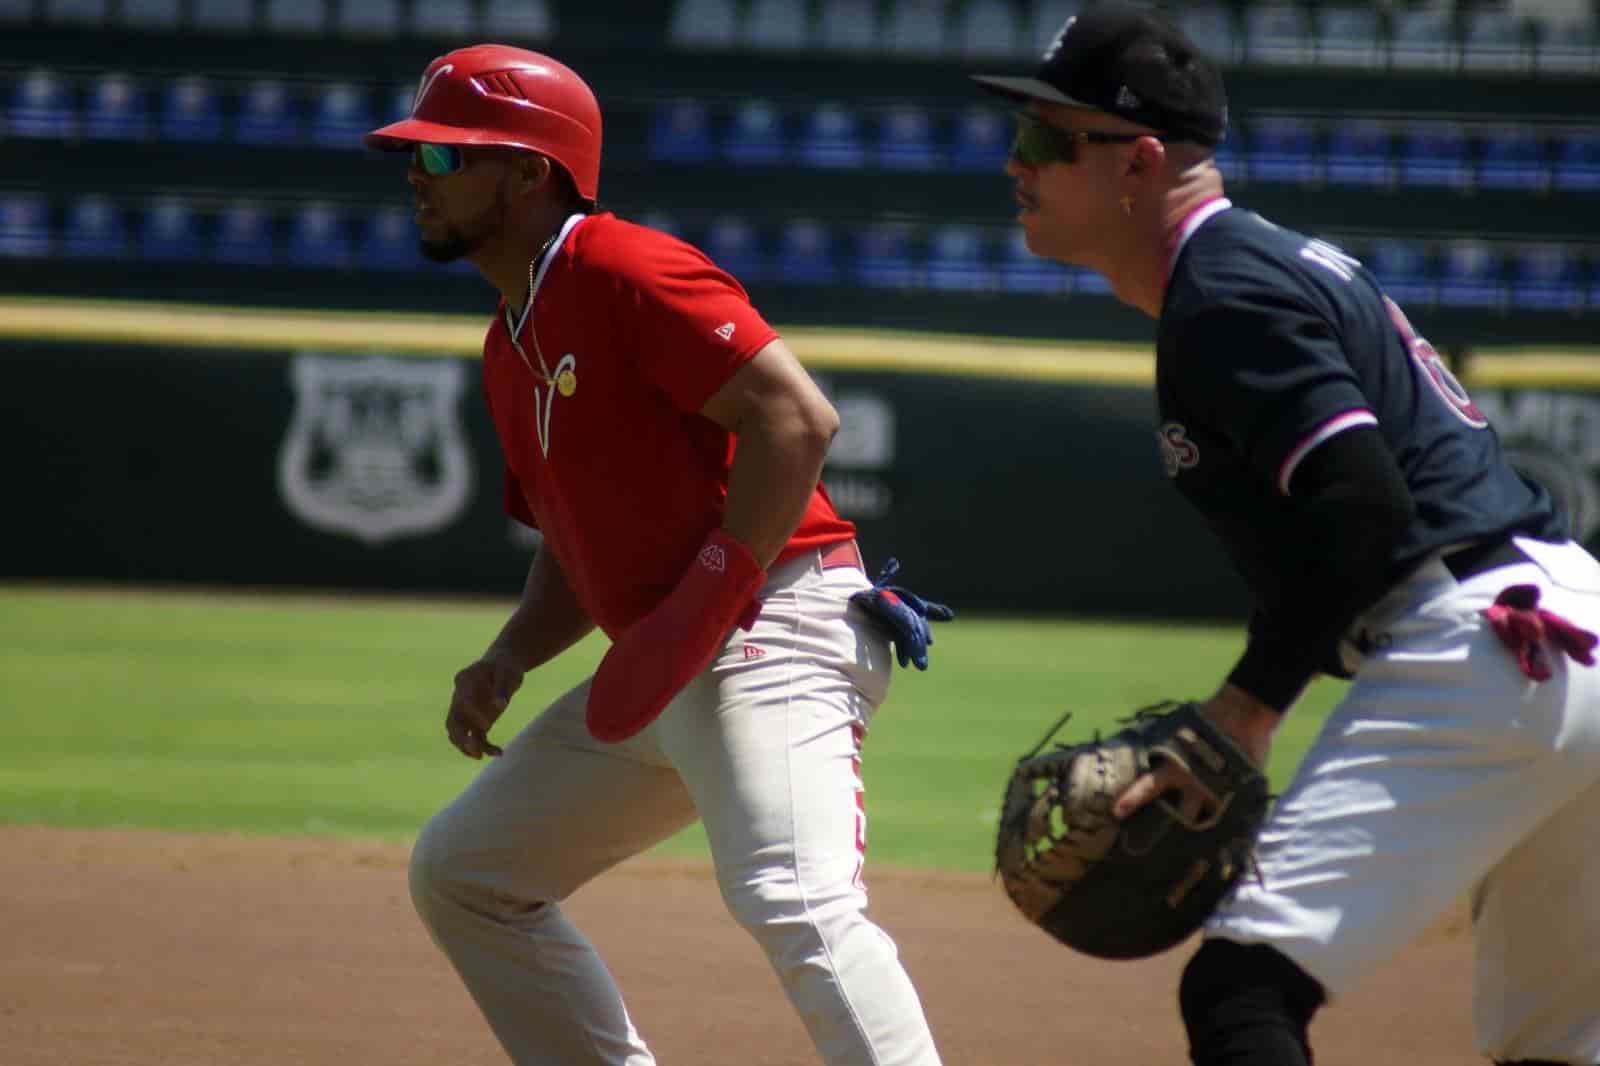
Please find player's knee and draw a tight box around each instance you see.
[406,813,457,924]
[1179,938,1326,1066]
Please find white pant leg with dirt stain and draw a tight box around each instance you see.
[1207,537,1600,1064]
[407,549,942,1066]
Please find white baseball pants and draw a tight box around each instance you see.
[1208,536,1600,1064]
[408,547,942,1066]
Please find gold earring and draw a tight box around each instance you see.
[1120,196,1134,216]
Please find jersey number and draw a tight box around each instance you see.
[1383,296,1488,429]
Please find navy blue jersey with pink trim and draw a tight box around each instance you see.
[1156,207,1561,612]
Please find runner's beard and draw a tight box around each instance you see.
[419,198,503,263]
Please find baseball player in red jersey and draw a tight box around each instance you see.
[364,46,947,1065]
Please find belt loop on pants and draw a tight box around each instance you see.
[819,539,865,573]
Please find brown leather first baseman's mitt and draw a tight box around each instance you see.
[993,701,1270,960]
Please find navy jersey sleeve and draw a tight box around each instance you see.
[1168,289,1373,493]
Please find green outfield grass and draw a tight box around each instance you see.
[0,584,1344,872]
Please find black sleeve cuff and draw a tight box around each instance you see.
[1227,638,1314,713]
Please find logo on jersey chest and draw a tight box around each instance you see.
[530,352,578,460]
[1157,422,1200,477]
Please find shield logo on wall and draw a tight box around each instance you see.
[278,354,474,545]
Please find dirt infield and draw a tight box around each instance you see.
[2,826,1477,1065]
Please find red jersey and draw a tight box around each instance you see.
[482,212,855,638]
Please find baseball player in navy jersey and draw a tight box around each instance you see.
[364,45,948,1065]
[974,5,1600,1065]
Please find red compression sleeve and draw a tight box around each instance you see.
[585,528,766,743]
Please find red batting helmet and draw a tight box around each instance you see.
[364,44,602,203]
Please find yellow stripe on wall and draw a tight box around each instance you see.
[1,295,1595,389]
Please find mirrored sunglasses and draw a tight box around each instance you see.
[413,143,465,176]
[1009,112,1163,168]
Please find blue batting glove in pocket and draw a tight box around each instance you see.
[848,558,955,671]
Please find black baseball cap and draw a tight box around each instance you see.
[971,2,1228,147]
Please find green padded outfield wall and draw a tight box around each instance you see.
[6,301,1600,620]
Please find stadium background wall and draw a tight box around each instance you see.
[6,299,1599,620]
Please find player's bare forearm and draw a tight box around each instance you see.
[723,411,834,566]
[487,545,596,673]
[703,341,839,566]
[1199,683,1281,768]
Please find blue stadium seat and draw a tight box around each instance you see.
[1509,243,1584,313]
[160,77,224,142]
[723,100,788,166]
[264,0,323,33]
[45,0,107,25]
[61,195,127,258]
[668,0,738,49]
[1389,7,1457,71]
[383,83,414,126]
[775,220,837,285]
[883,0,948,58]
[336,0,399,36]
[956,0,1023,60]
[1553,130,1600,192]
[998,227,1072,295]
[925,224,994,292]
[1368,238,1434,308]
[263,0,324,34]
[0,194,52,258]
[703,216,768,283]
[214,202,277,266]
[190,0,253,32]
[0,0,35,20]
[286,202,350,268]
[1461,8,1531,75]
[310,83,374,150]
[637,212,683,240]
[140,198,205,261]
[1534,17,1597,76]
[648,98,714,164]
[119,0,179,29]
[742,0,809,52]
[1211,134,1247,184]
[1071,264,1115,296]
[798,103,866,169]
[358,205,423,272]
[816,0,879,54]
[1435,239,1506,309]
[9,69,76,139]
[1313,6,1381,68]
[855,221,921,289]
[1324,118,1391,185]
[1245,115,1319,184]
[950,106,1009,172]
[410,0,476,37]
[1176,5,1238,65]
[1476,125,1547,191]
[1243,4,1314,67]
[875,106,939,170]
[83,73,149,140]
[1398,121,1470,189]
[483,0,554,40]
[236,80,302,145]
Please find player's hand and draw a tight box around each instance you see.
[446,652,525,759]
[1112,685,1278,821]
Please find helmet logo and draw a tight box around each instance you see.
[412,63,454,114]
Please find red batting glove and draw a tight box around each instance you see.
[1483,584,1599,682]
[586,528,767,743]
